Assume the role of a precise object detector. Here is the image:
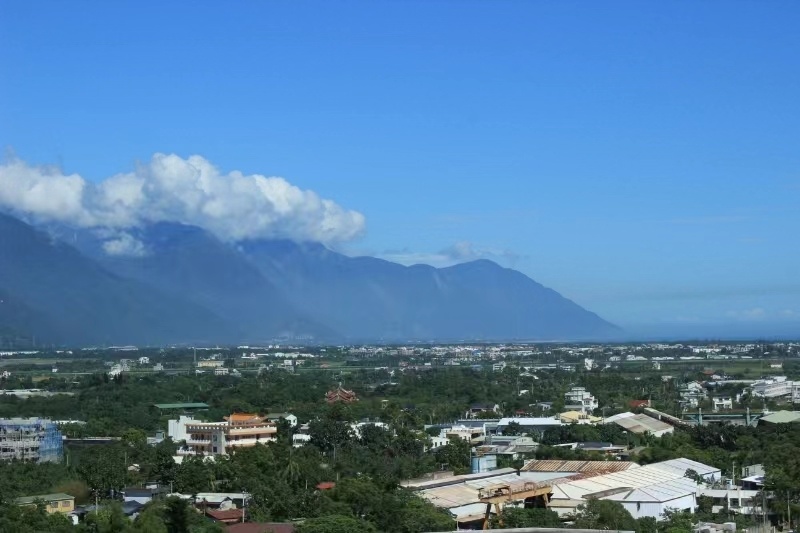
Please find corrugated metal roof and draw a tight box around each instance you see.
[613,414,673,434]
[417,471,569,509]
[649,458,720,477]
[760,411,800,424]
[498,417,563,426]
[521,459,638,473]
[549,461,707,503]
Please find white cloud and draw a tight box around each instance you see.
[102,232,148,257]
[0,153,365,246]
[380,241,523,267]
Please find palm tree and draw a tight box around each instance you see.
[282,452,302,485]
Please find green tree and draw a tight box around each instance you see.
[296,515,377,533]
[492,507,562,528]
[433,437,470,474]
[571,499,638,531]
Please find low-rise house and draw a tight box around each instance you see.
[444,425,485,444]
[679,381,707,407]
[15,493,74,514]
[475,436,538,458]
[466,403,500,419]
[265,413,298,427]
[197,360,224,368]
[122,487,161,505]
[572,441,627,455]
[712,396,734,411]
[699,488,761,516]
[497,417,562,435]
[292,433,311,447]
[205,508,244,524]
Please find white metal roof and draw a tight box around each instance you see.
[498,417,563,426]
[603,412,636,423]
[549,462,701,503]
[648,457,720,477]
[417,471,570,509]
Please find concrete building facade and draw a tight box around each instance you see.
[0,418,63,463]
[183,414,277,456]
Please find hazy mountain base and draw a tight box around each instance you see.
[0,214,619,345]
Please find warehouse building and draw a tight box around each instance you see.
[547,458,719,520]
[603,412,674,437]
[406,458,718,525]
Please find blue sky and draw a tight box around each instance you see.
[1,1,799,337]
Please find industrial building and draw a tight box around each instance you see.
[0,417,63,463]
[603,412,674,437]
[751,377,794,399]
[547,459,718,520]
[405,458,718,527]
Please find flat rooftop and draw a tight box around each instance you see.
[153,402,210,409]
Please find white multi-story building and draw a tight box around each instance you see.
[712,397,733,411]
[564,387,598,413]
[751,377,793,399]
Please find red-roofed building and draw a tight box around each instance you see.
[325,385,357,404]
[315,481,336,491]
[184,413,277,456]
[206,508,245,524]
[629,399,651,409]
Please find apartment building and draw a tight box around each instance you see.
[182,414,277,456]
[0,418,63,463]
[564,387,598,413]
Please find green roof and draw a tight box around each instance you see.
[760,411,800,424]
[15,493,74,505]
[154,402,210,409]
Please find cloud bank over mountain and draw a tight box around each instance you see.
[0,153,366,251]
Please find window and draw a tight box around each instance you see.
[61,501,70,508]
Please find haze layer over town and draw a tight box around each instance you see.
[1,2,800,533]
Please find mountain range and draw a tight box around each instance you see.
[0,213,619,345]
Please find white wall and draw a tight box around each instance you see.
[620,495,695,520]
[167,415,200,443]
